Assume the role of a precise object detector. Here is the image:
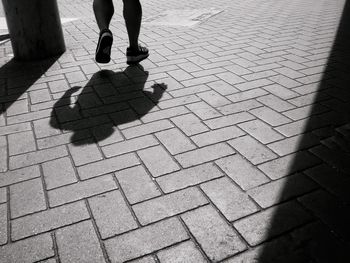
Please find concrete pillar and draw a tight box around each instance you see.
[2,0,66,60]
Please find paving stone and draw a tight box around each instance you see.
[299,190,350,242]
[258,151,321,180]
[305,164,350,202]
[191,126,245,147]
[238,119,284,144]
[6,99,29,116]
[104,218,188,262]
[49,79,69,93]
[29,89,51,104]
[77,153,140,179]
[155,128,196,155]
[248,173,317,208]
[37,130,91,149]
[207,80,240,95]
[218,99,262,115]
[0,136,7,172]
[216,155,269,190]
[116,166,161,204]
[234,201,312,246]
[33,117,61,138]
[217,72,245,85]
[269,74,302,88]
[235,79,273,91]
[288,92,329,107]
[56,221,106,263]
[181,75,218,87]
[93,125,124,147]
[175,143,234,168]
[0,165,41,187]
[7,109,52,125]
[157,163,223,193]
[0,234,54,263]
[8,130,36,156]
[9,145,68,170]
[106,109,140,130]
[168,69,193,81]
[225,64,252,75]
[68,141,103,166]
[0,188,6,203]
[141,106,189,123]
[42,157,78,190]
[309,144,350,174]
[11,201,89,240]
[0,203,7,245]
[65,71,87,84]
[171,113,209,136]
[227,88,268,103]
[48,174,117,207]
[10,178,46,218]
[89,190,137,238]
[157,241,206,263]
[186,101,222,120]
[138,145,180,177]
[292,82,324,95]
[204,112,255,130]
[267,133,319,156]
[282,105,327,122]
[0,123,31,136]
[250,107,291,127]
[242,70,278,81]
[274,67,305,79]
[133,187,207,225]
[122,120,174,139]
[0,114,4,127]
[169,85,210,97]
[222,233,306,263]
[274,118,309,137]
[197,90,232,107]
[263,84,299,100]
[201,177,259,221]
[158,95,200,110]
[181,205,246,261]
[257,94,296,112]
[102,135,158,158]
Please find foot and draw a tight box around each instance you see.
[126,45,149,65]
[95,29,113,63]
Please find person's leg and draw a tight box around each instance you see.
[123,0,149,64]
[122,0,142,49]
[93,0,114,30]
[93,0,114,63]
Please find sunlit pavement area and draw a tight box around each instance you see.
[1,0,350,262]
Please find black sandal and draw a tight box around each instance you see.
[95,29,113,64]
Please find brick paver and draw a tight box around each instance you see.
[0,0,349,261]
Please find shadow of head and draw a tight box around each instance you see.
[50,65,167,146]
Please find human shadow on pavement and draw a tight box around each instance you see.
[0,57,59,115]
[255,1,350,262]
[50,66,166,146]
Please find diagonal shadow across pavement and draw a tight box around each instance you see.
[249,0,350,262]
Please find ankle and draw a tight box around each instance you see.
[128,44,139,51]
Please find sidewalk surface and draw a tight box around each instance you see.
[1,0,350,262]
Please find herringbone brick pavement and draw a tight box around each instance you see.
[0,0,350,262]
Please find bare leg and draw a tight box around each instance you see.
[93,0,114,30]
[123,0,142,49]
